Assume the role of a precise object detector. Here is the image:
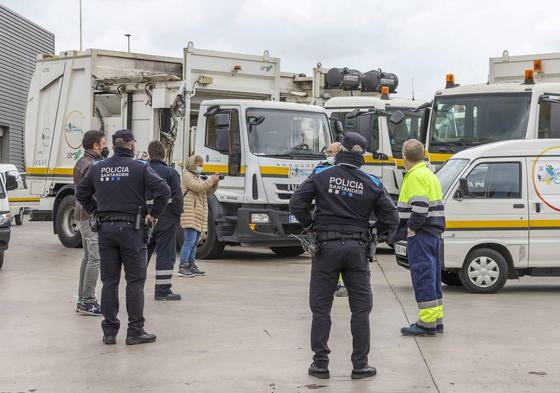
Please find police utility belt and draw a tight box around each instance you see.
[317,231,369,242]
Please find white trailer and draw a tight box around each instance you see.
[24,43,335,257]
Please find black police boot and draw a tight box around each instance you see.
[308,363,330,379]
[103,335,116,345]
[154,290,182,301]
[351,365,377,379]
[126,331,157,345]
[437,324,444,334]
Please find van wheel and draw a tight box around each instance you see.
[55,195,82,248]
[270,246,305,257]
[196,212,225,259]
[441,270,461,286]
[459,248,508,294]
[0,251,4,269]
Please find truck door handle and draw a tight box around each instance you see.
[513,203,525,209]
[536,202,541,213]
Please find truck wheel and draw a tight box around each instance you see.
[441,270,461,286]
[459,248,508,294]
[55,195,82,248]
[15,210,23,226]
[270,246,305,257]
[0,251,4,269]
[196,213,225,259]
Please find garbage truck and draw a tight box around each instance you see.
[423,50,560,169]
[24,43,335,258]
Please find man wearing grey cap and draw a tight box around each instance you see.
[77,129,170,345]
[290,132,399,380]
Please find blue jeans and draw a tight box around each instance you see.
[180,228,201,265]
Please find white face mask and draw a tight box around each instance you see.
[195,166,203,174]
[326,156,336,165]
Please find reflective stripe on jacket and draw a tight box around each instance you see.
[392,162,445,241]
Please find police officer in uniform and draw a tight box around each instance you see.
[289,132,399,379]
[146,140,183,301]
[76,129,171,345]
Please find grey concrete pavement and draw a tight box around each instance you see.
[1,221,559,393]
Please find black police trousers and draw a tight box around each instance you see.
[99,221,147,337]
[148,214,179,295]
[310,239,373,369]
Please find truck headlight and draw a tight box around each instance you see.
[250,213,270,224]
[0,213,11,226]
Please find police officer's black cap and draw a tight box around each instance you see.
[341,132,367,153]
[112,129,136,144]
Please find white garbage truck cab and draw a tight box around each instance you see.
[195,99,332,258]
[324,95,421,198]
[424,51,560,169]
[395,139,560,294]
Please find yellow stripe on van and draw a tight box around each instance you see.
[446,219,560,230]
[446,220,529,230]
[26,167,74,176]
[8,197,40,203]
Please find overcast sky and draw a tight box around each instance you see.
[3,0,560,101]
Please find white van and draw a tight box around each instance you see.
[394,139,560,293]
[0,170,18,269]
[0,164,35,226]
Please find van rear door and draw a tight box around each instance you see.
[526,152,560,267]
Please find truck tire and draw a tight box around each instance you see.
[15,211,23,226]
[196,212,225,260]
[270,246,305,257]
[459,248,508,294]
[0,251,4,269]
[441,270,461,286]
[55,195,82,248]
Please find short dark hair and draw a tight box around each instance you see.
[148,140,166,160]
[82,130,105,150]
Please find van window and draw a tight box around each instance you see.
[538,99,560,138]
[465,162,521,198]
[206,110,239,152]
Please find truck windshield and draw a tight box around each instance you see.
[429,93,531,154]
[247,109,330,159]
[387,108,422,158]
[436,158,469,195]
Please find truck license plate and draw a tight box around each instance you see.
[395,244,407,256]
[288,215,298,224]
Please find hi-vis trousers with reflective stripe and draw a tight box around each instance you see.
[407,230,443,329]
[147,214,179,294]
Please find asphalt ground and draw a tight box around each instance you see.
[1,220,559,393]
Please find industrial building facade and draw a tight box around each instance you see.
[0,4,54,170]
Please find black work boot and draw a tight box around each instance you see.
[308,363,330,379]
[351,365,377,379]
[103,335,116,345]
[126,331,157,345]
[154,290,182,301]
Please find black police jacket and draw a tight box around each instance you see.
[289,151,399,234]
[76,147,171,218]
[148,159,183,217]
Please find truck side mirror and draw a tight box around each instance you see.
[419,107,431,144]
[389,110,405,125]
[456,178,469,199]
[333,120,344,135]
[214,113,231,154]
[5,174,18,191]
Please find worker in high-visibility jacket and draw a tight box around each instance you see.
[392,139,445,336]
